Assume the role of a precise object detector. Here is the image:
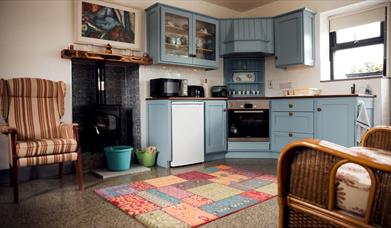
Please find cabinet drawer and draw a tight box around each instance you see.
[271,131,313,152]
[271,99,313,112]
[271,112,313,133]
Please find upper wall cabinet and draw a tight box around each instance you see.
[274,8,315,68]
[146,4,219,69]
[220,18,274,56]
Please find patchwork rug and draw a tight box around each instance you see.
[95,165,277,228]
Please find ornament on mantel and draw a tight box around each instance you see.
[105,44,112,54]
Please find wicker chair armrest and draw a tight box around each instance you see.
[279,139,391,174]
[0,124,17,135]
[278,139,391,228]
[361,126,391,151]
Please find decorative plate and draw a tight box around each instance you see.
[233,72,256,82]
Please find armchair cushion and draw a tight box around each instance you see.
[16,138,77,157]
[336,163,371,217]
[16,152,78,167]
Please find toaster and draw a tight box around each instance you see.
[211,86,228,97]
[188,86,204,97]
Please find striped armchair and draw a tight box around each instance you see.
[0,78,83,203]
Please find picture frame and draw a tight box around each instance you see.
[74,0,141,50]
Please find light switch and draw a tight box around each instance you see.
[268,80,273,89]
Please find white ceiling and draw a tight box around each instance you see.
[201,0,278,12]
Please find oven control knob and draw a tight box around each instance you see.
[240,105,244,108]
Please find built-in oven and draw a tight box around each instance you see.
[227,100,269,142]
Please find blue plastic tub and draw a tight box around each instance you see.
[104,146,133,171]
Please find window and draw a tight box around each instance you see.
[329,7,386,80]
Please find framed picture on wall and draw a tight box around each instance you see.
[74,0,141,50]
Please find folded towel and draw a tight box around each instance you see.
[356,101,371,144]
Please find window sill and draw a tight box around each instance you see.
[320,75,388,82]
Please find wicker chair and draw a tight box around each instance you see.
[0,78,83,203]
[277,126,391,228]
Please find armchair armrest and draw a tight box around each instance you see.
[362,126,391,151]
[59,123,79,139]
[278,139,391,228]
[0,124,17,135]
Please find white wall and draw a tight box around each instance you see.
[0,0,73,169]
[241,0,391,126]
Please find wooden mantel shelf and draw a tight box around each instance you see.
[61,49,153,65]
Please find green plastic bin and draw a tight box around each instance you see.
[136,150,158,167]
[104,146,133,171]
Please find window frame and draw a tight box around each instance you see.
[329,20,386,80]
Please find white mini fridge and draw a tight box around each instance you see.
[171,102,204,167]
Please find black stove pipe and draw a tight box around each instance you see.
[96,62,106,105]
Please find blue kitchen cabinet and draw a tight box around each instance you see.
[271,96,375,152]
[271,112,314,133]
[147,100,172,168]
[314,97,374,147]
[274,8,315,68]
[160,7,193,65]
[220,18,274,55]
[192,15,219,68]
[271,131,313,152]
[146,3,219,69]
[205,101,227,154]
[270,99,314,152]
[147,100,227,167]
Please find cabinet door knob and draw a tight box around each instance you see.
[288,104,293,108]
[317,107,322,112]
[275,56,278,60]
[289,112,293,116]
[223,109,228,112]
[288,133,293,137]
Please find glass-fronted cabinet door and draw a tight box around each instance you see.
[192,15,219,68]
[161,8,193,65]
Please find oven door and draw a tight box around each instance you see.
[228,109,269,142]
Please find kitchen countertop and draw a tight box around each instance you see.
[267,94,376,99]
[146,97,228,100]
[146,94,376,100]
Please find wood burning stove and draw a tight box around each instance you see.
[82,104,122,152]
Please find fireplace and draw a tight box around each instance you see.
[72,60,140,170]
[82,104,127,152]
